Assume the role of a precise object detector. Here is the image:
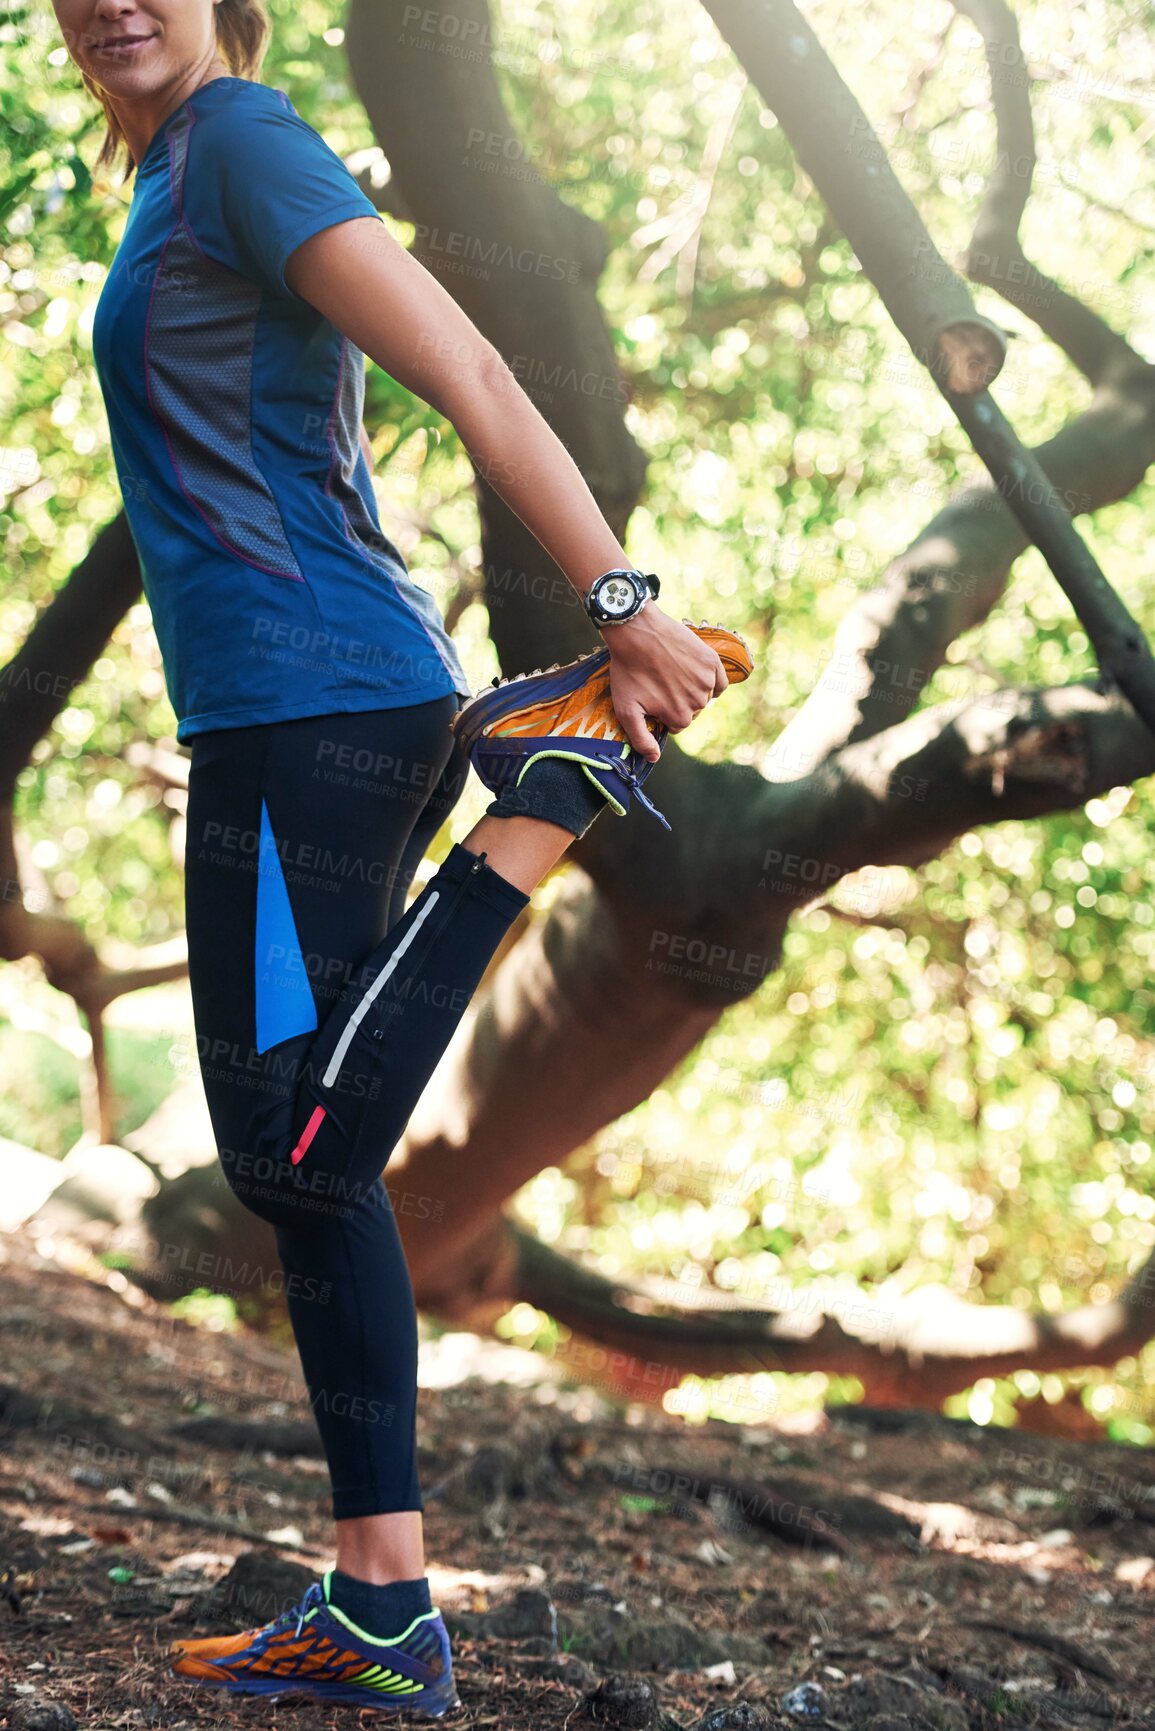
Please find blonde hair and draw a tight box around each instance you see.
[82,0,272,183]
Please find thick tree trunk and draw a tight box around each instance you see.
[0,513,140,797]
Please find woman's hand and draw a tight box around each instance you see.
[605,606,728,761]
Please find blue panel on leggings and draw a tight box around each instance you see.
[254,798,318,1053]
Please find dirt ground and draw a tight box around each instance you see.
[2,1223,1155,1731]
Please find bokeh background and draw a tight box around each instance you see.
[3,0,1155,1438]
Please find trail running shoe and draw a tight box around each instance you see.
[451,621,752,832]
[168,1569,461,1716]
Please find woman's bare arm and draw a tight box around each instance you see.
[285,216,725,755]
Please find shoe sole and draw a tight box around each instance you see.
[450,622,750,754]
[170,1671,462,1715]
[450,647,610,754]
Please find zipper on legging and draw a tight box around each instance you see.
[366,847,488,1047]
[319,849,488,1089]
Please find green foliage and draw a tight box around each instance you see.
[0,1021,184,1157]
[0,1025,84,1153]
[4,0,1155,1433]
[169,1288,238,1332]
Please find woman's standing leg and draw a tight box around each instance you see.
[174,694,594,1708]
[183,700,465,1544]
[180,693,571,1601]
[279,728,474,1595]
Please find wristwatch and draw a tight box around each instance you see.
[584,567,661,628]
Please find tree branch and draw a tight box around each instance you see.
[702,0,1155,737]
[697,0,1007,392]
[770,363,1155,771]
[506,1227,1155,1406]
[0,513,140,799]
[829,680,1155,872]
[952,0,1140,383]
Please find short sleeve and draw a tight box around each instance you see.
[185,90,383,302]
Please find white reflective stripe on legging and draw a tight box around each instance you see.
[320,890,441,1089]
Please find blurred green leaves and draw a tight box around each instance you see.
[5,0,1155,1433]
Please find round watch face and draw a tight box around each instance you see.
[599,575,639,616]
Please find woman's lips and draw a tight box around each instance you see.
[96,35,156,58]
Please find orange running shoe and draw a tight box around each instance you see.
[450,622,752,831]
[168,1571,460,1716]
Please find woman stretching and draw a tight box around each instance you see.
[51,0,750,1715]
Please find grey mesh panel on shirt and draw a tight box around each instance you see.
[149,218,306,579]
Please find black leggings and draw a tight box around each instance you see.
[183,696,529,1519]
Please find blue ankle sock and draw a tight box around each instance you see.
[486,756,608,838]
[326,1568,433,1640]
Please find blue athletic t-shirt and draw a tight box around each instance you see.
[91,76,468,742]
